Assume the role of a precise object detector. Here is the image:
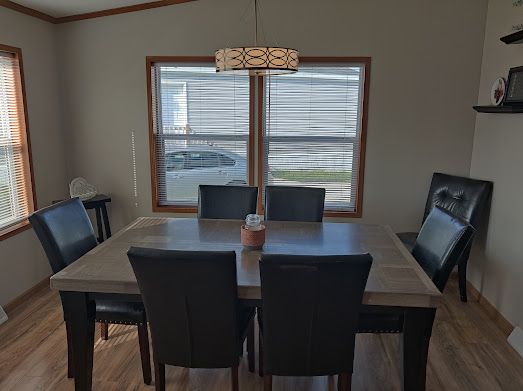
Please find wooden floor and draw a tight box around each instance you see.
[1,277,523,390]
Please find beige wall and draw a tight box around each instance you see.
[56,0,487,232]
[0,0,490,306]
[0,8,68,306]
[469,0,523,327]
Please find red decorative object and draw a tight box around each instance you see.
[241,225,266,250]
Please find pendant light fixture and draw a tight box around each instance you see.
[215,0,299,75]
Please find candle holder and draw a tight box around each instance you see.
[241,224,266,250]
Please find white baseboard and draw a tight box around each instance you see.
[0,305,7,325]
[508,327,523,358]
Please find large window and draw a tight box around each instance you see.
[260,60,369,216]
[149,58,252,211]
[148,57,369,216]
[0,45,35,238]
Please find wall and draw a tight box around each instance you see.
[56,0,488,232]
[0,8,68,306]
[469,0,523,327]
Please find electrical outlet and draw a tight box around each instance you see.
[508,327,523,359]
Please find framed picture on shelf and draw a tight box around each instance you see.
[504,66,523,105]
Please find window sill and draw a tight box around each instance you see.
[153,205,198,213]
[0,219,31,241]
[153,204,361,218]
[324,210,362,218]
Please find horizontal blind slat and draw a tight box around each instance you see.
[263,64,365,212]
[151,64,250,206]
[0,50,33,231]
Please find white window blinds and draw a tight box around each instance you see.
[150,64,251,207]
[261,64,366,213]
[0,50,34,232]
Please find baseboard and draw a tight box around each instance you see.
[3,275,52,315]
[467,280,514,337]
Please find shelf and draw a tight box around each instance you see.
[473,105,523,113]
[500,30,523,44]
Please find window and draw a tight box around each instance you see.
[148,58,252,211]
[148,57,369,216]
[0,45,35,238]
[259,59,369,216]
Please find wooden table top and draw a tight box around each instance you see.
[50,217,441,308]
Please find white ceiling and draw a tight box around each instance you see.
[14,0,157,17]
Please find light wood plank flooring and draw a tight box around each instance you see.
[1,276,523,390]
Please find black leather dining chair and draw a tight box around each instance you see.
[259,253,373,391]
[358,206,475,334]
[198,185,258,220]
[397,172,492,302]
[127,247,256,391]
[29,198,152,384]
[264,186,326,222]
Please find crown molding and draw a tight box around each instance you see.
[0,0,55,23]
[0,0,196,24]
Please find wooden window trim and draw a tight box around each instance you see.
[146,56,256,213]
[0,44,37,240]
[256,56,371,218]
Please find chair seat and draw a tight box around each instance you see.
[396,231,418,252]
[95,300,147,325]
[357,305,404,334]
[357,312,403,333]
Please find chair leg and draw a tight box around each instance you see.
[231,365,239,391]
[100,322,109,340]
[258,329,264,377]
[154,360,165,391]
[458,260,468,302]
[247,318,255,373]
[65,321,74,379]
[263,374,272,391]
[137,323,152,385]
[337,373,352,391]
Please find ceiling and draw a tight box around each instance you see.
[13,0,162,17]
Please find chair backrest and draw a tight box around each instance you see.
[198,185,258,220]
[29,198,98,274]
[127,247,241,368]
[260,253,372,376]
[423,173,493,229]
[413,206,475,292]
[264,186,325,222]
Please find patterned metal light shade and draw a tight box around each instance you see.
[215,47,299,75]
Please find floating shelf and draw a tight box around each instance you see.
[500,30,523,44]
[473,105,523,113]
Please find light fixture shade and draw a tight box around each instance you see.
[215,47,299,75]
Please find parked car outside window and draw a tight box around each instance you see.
[164,148,247,202]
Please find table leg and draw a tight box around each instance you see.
[101,204,112,239]
[62,292,96,391]
[401,307,436,391]
[94,207,103,243]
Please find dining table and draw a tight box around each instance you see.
[50,217,442,391]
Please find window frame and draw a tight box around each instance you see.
[147,56,369,217]
[257,57,371,218]
[0,44,36,241]
[146,56,256,213]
